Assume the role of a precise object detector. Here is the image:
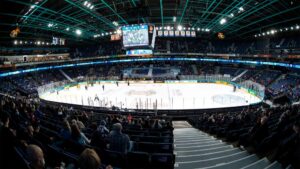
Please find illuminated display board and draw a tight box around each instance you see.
[1,58,300,78]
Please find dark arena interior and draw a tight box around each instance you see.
[1,0,300,169]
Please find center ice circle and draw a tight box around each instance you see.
[39,81,262,110]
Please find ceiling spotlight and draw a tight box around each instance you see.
[76,29,82,35]
[14,40,18,45]
[280,29,283,32]
[296,25,300,29]
[197,27,200,31]
[90,5,94,9]
[220,18,227,25]
[229,13,234,18]
[173,16,177,22]
[112,21,119,26]
[270,30,275,34]
[205,28,210,32]
[177,25,183,31]
[291,26,294,30]
[37,41,41,45]
[87,3,91,8]
[262,33,265,36]
[84,1,88,6]
[267,31,270,35]
[117,29,121,34]
[239,7,244,11]
[66,27,70,31]
[167,26,170,30]
[254,35,257,37]
[285,28,288,31]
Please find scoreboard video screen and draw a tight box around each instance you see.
[122,24,149,48]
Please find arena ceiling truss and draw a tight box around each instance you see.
[0,0,299,43]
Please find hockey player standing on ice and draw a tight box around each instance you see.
[116,81,119,87]
[102,84,105,91]
[94,94,99,101]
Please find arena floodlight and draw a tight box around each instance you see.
[205,28,210,32]
[14,40,18,45]
[76,29,82,35]
[239,7,244,12]
[37,41,41,45]
[116,29,121,34]
[291,26,294,30]
[197,27,200,31]
[173,16,176,22]
[254,35,257,37]
[266,31,270,35]
[87,3,91,8]
[271,30,275,34]
[296,25,300,29]
[178,25,183,30]
[25,41,27,44]
[48,23,53,27]
[220,18,227,25]
[166,26,170,30]
[90,5,94,10]
[84,1,88,6]
[66,27,70,31]
[285,28,288,31]
[280,29,283,32]
[262,33,265,36]
[229,13,234,18]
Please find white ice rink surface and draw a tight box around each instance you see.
[40,82,262,110]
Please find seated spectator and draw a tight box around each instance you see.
[90,120,109,149]
[71,124,90,145]
[107,123,130,153]
[152,119,162,129]
[59,120,71,140]
[26,144,45,169]
[77,148,112,169]
[0,112,17,168]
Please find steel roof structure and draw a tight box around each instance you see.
[0,0,299,44]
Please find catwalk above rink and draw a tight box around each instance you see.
[39,81,263,110]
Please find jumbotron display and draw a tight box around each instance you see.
[122,24,149,47]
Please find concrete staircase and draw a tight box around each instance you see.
[173,121,284,169]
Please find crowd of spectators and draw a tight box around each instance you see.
[189,104,300,168]
[0,95,174,169]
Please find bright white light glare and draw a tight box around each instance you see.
[296,25,300,29]
[84,1,88,6]
[271,30,275,34]
[48,23,53,27]
[90,5,94,10]
[37,41,41,45]
[197,27,200,31]
[220,18,227,25]
[30,5,35,9]
[112,21,119,26]
[291,26,294,30]
[14,40,18,45]
[173,16,176,22]
[87,3,91,8]
[267,31,270,35]
[166,26,170,30]
[205,28,210,32]
[177,25,183,30]
[116,29,121,34]
[239,7,244,11]
[254,35,257,37]
[230,13,234,18]
[76,29,82,35]
[262,33,265,36]
[66,27,70,31]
